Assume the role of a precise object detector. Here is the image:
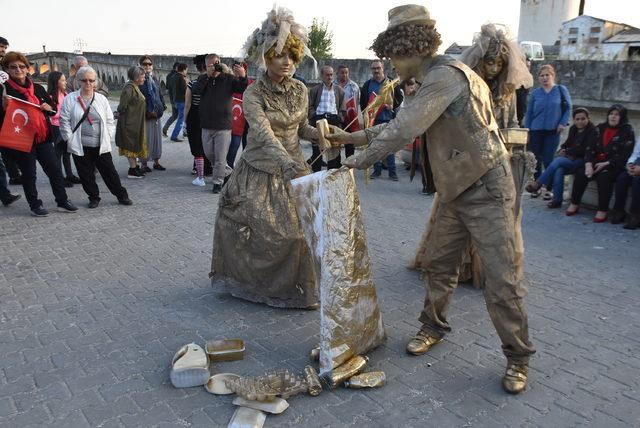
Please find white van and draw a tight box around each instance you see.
[519,41,545,61]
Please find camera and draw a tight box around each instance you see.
[214,63,224,73]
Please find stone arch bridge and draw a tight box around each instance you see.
[26,51,206,90]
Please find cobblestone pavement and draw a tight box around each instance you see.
[1,138,639,427]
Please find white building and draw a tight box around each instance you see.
[518,0,581,45]
[559,15,640,60]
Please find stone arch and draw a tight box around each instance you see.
[120,75,125,85]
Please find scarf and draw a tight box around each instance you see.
[6,78,49,143]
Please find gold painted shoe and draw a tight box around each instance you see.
[502,362,528,394]
[406,330,442,356]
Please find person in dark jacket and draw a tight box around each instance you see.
[515,55,531,127]
[169,63,187,142]
[0,156,20,206]
[610,137,640,229]
[566,104,635,221]
[162,62,179,137]
[191,53,247,193]
[47,71,81,187]
[307,65,346,172]
[525,107,597,208]
[0,51,77,216]
[360,59,403,180]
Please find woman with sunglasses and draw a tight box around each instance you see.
[138,56,166,172]
[0,51,77,216]
[59,66,132,208]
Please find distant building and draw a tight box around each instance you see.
[559,15,640,60]
[518,0,581,45]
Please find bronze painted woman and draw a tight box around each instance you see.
[210,7,322,308]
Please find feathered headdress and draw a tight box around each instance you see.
[241,6,317,75]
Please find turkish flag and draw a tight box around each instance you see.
[231,96,245,136]
[345,97,361,132]
[365,92,385,127]
[0,97,39,153]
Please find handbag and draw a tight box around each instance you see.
[72,95,95,133]
[559,85,569,119]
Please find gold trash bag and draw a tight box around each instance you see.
[290,168,386,375]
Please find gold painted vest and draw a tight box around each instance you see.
[426,57,508,203]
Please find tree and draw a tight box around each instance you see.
[308,18,333,60]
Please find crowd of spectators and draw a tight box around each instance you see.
[0,34,638,230]
[524,64,638,230]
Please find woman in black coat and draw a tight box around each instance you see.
[566,104,635,222]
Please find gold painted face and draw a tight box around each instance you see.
[266,48,293,81]
[482,57,504,80]
[388,57,415,81]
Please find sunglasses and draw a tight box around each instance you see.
[80,79,96,83]
[141,62,153,66]
[9,64,27,70]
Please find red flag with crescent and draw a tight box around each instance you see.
[365,92,385,127]
[0,97,40,153]
[345,97,361,132]
[231,96,245,136]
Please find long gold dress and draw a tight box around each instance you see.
[210,72,320,308]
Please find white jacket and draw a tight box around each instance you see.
[59,90,115,156]
[628,137,640,165]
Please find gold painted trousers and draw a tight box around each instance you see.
[417,162,535,364]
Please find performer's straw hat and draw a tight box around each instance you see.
[387,4,435,29]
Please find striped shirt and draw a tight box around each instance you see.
[188,80,201,106]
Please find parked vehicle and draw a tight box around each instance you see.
[519,41,545,61]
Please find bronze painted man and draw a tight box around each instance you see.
[328,4,535,394]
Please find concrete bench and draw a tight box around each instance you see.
[563,175,633,211]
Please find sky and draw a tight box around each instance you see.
[2,0,639,59]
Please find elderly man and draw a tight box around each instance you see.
[67,55,108,97]
[336,65,360,161]
[307,65,345,171]
[191,54,247,193]
[329,4,535,394]
[360,59,403,181]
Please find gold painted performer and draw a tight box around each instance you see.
[328,5,535,393]
[210,7,322,309]
[411,24,534,285]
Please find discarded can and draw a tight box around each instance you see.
[310,347,320,361]
[324,355,368,388]
[304,365,322,396]
[344,371,386,389]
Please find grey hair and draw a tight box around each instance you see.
[127,65,145,81]
[320,65,333,75]
[73,55,88,67]
[205,53,219,63]
[76,66,96,80]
